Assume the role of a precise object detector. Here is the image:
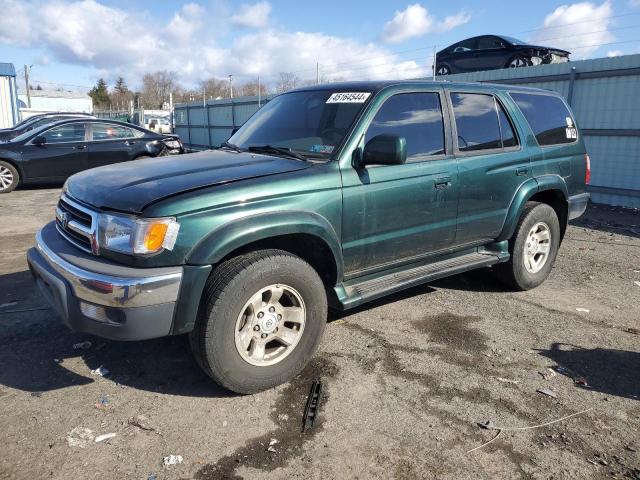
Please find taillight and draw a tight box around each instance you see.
[584,154,591,185]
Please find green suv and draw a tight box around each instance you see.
[27,81,590,393]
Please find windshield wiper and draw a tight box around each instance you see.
[247,145,307,161]
[218,141,243,152]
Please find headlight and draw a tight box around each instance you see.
[98,213,180,255]
[164,140,181,149]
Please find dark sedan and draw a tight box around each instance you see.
[0,118,183,193]
[435,35,570,75]
[0,112,94,142]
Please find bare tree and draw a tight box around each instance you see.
[140,71,177,108]
[276,72,300,93]
[200,78,230,100]
[239,79,269,97]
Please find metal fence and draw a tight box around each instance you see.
[174,95,274,151]
[174,54,640,208]
[440,54,640,209]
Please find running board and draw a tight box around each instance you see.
[335,252,502,310]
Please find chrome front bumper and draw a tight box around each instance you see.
[27,221,184,340]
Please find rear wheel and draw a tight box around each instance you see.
[0,161,19,193]
[507,55,531,68]
[494,202,560,290]
[189,249,327,394]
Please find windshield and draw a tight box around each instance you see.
[10,123,52,143]
[228,90,371,159]
[501,36,527,45]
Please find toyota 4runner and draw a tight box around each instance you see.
[27,81,590,393]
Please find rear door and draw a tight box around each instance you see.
[20,123,88,180]
[447,89,533,244]
[340,88,459,276]
[87,123,143,168]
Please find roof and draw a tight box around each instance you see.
[26,89,90,99]
[288,79,555,95]
[0,63,16,77]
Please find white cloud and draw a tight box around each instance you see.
[535,2,613,59]
[607,50,623,56]
[381,4,470,43]
[231,1,271,29]
[0,0,430,88]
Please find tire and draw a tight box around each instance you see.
[507,55,531,68]
[135,155,151,160]
[494,202,560,290]
[189,249,328,394]
[436,64,451,76]
[0,161,19,193]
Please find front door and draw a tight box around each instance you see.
[447,89,533,244]
[341,89,459,277]
[87,123,141,168]
[471,36,508,70]
[21,123,88,181]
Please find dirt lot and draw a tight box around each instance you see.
[0,187,638,480]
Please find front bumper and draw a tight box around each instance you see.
[568,192,590,220]
[27,221,183,341]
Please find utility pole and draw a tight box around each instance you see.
[228,75,233,99]
[432,45,437,80]
[203,87,206,107]
[23,65,31,108]
[257,76,261,107]
[316,62,320,85]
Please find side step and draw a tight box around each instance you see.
[336,252,502,310]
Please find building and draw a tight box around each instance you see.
[0,63,19,129]
[17,89,93,119]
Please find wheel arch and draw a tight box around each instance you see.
[498,176,569,241]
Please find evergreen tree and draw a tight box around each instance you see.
[89,78,110,107]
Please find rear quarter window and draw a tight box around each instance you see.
[510,92,577,146]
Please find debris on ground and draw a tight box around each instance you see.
[536,388,558,399]
[634,281,640,287]
[468,408,593,453]
[538,368,557,380]
[163,455,183,466]
[95,395,110,409]
[94,433,116,443]
[494,377,520,385]
[72,341,92,350]
[302,379,323,432]
[90,366,110,377]
[267,438,278,453]
[574,376,589,387]
[128,415,158,433]
[30,391,42,398]
[147,474,157,480]
[575,308,590,313]
[625,327,639,335]
[66,427,94,448]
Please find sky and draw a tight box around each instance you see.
[1,0,639,93]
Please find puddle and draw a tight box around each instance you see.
[195,356,338,479]
[412,313,488,354]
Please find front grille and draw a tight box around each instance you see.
[55,194,99,254]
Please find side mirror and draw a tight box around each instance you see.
[361,134,407,166]
[32,136,46,146]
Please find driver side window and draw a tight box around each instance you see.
[364,92,445,162]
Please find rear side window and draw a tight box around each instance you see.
[451,93,519,152]
[92,124,140,140]
[510,92,577,146]
[365,92,445,161]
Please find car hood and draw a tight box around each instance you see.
[516,44,570,55]
[66,149,311,213]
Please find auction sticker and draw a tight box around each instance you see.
[326,92,371,103]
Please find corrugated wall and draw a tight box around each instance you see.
[174,95,274,151]
[175,54,640,208]
[0,76,18,129]
[439,53,640,208]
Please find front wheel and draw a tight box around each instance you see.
[507,55,531,68]
[190,249,327,394]
[494,202,560,290]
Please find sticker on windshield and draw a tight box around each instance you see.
[310,144,335,154]
[326,92,371,103]
[566,127,577,139]
[565,117,574,127]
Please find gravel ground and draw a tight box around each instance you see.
[0,187,638,480]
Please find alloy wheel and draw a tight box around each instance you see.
[509,57,528,68]
[0,166,14,191]
[234,283,306,366]
[523,222,551,274]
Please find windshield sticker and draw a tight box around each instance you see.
[310,144,335,154]
[566,117,574,127]
[566,127,577,139]
[326,92,371,104]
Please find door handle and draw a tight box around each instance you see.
[74,145,86,150]
[125,140,137,146]
[516,167,528,176]
[434,176,452,189]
